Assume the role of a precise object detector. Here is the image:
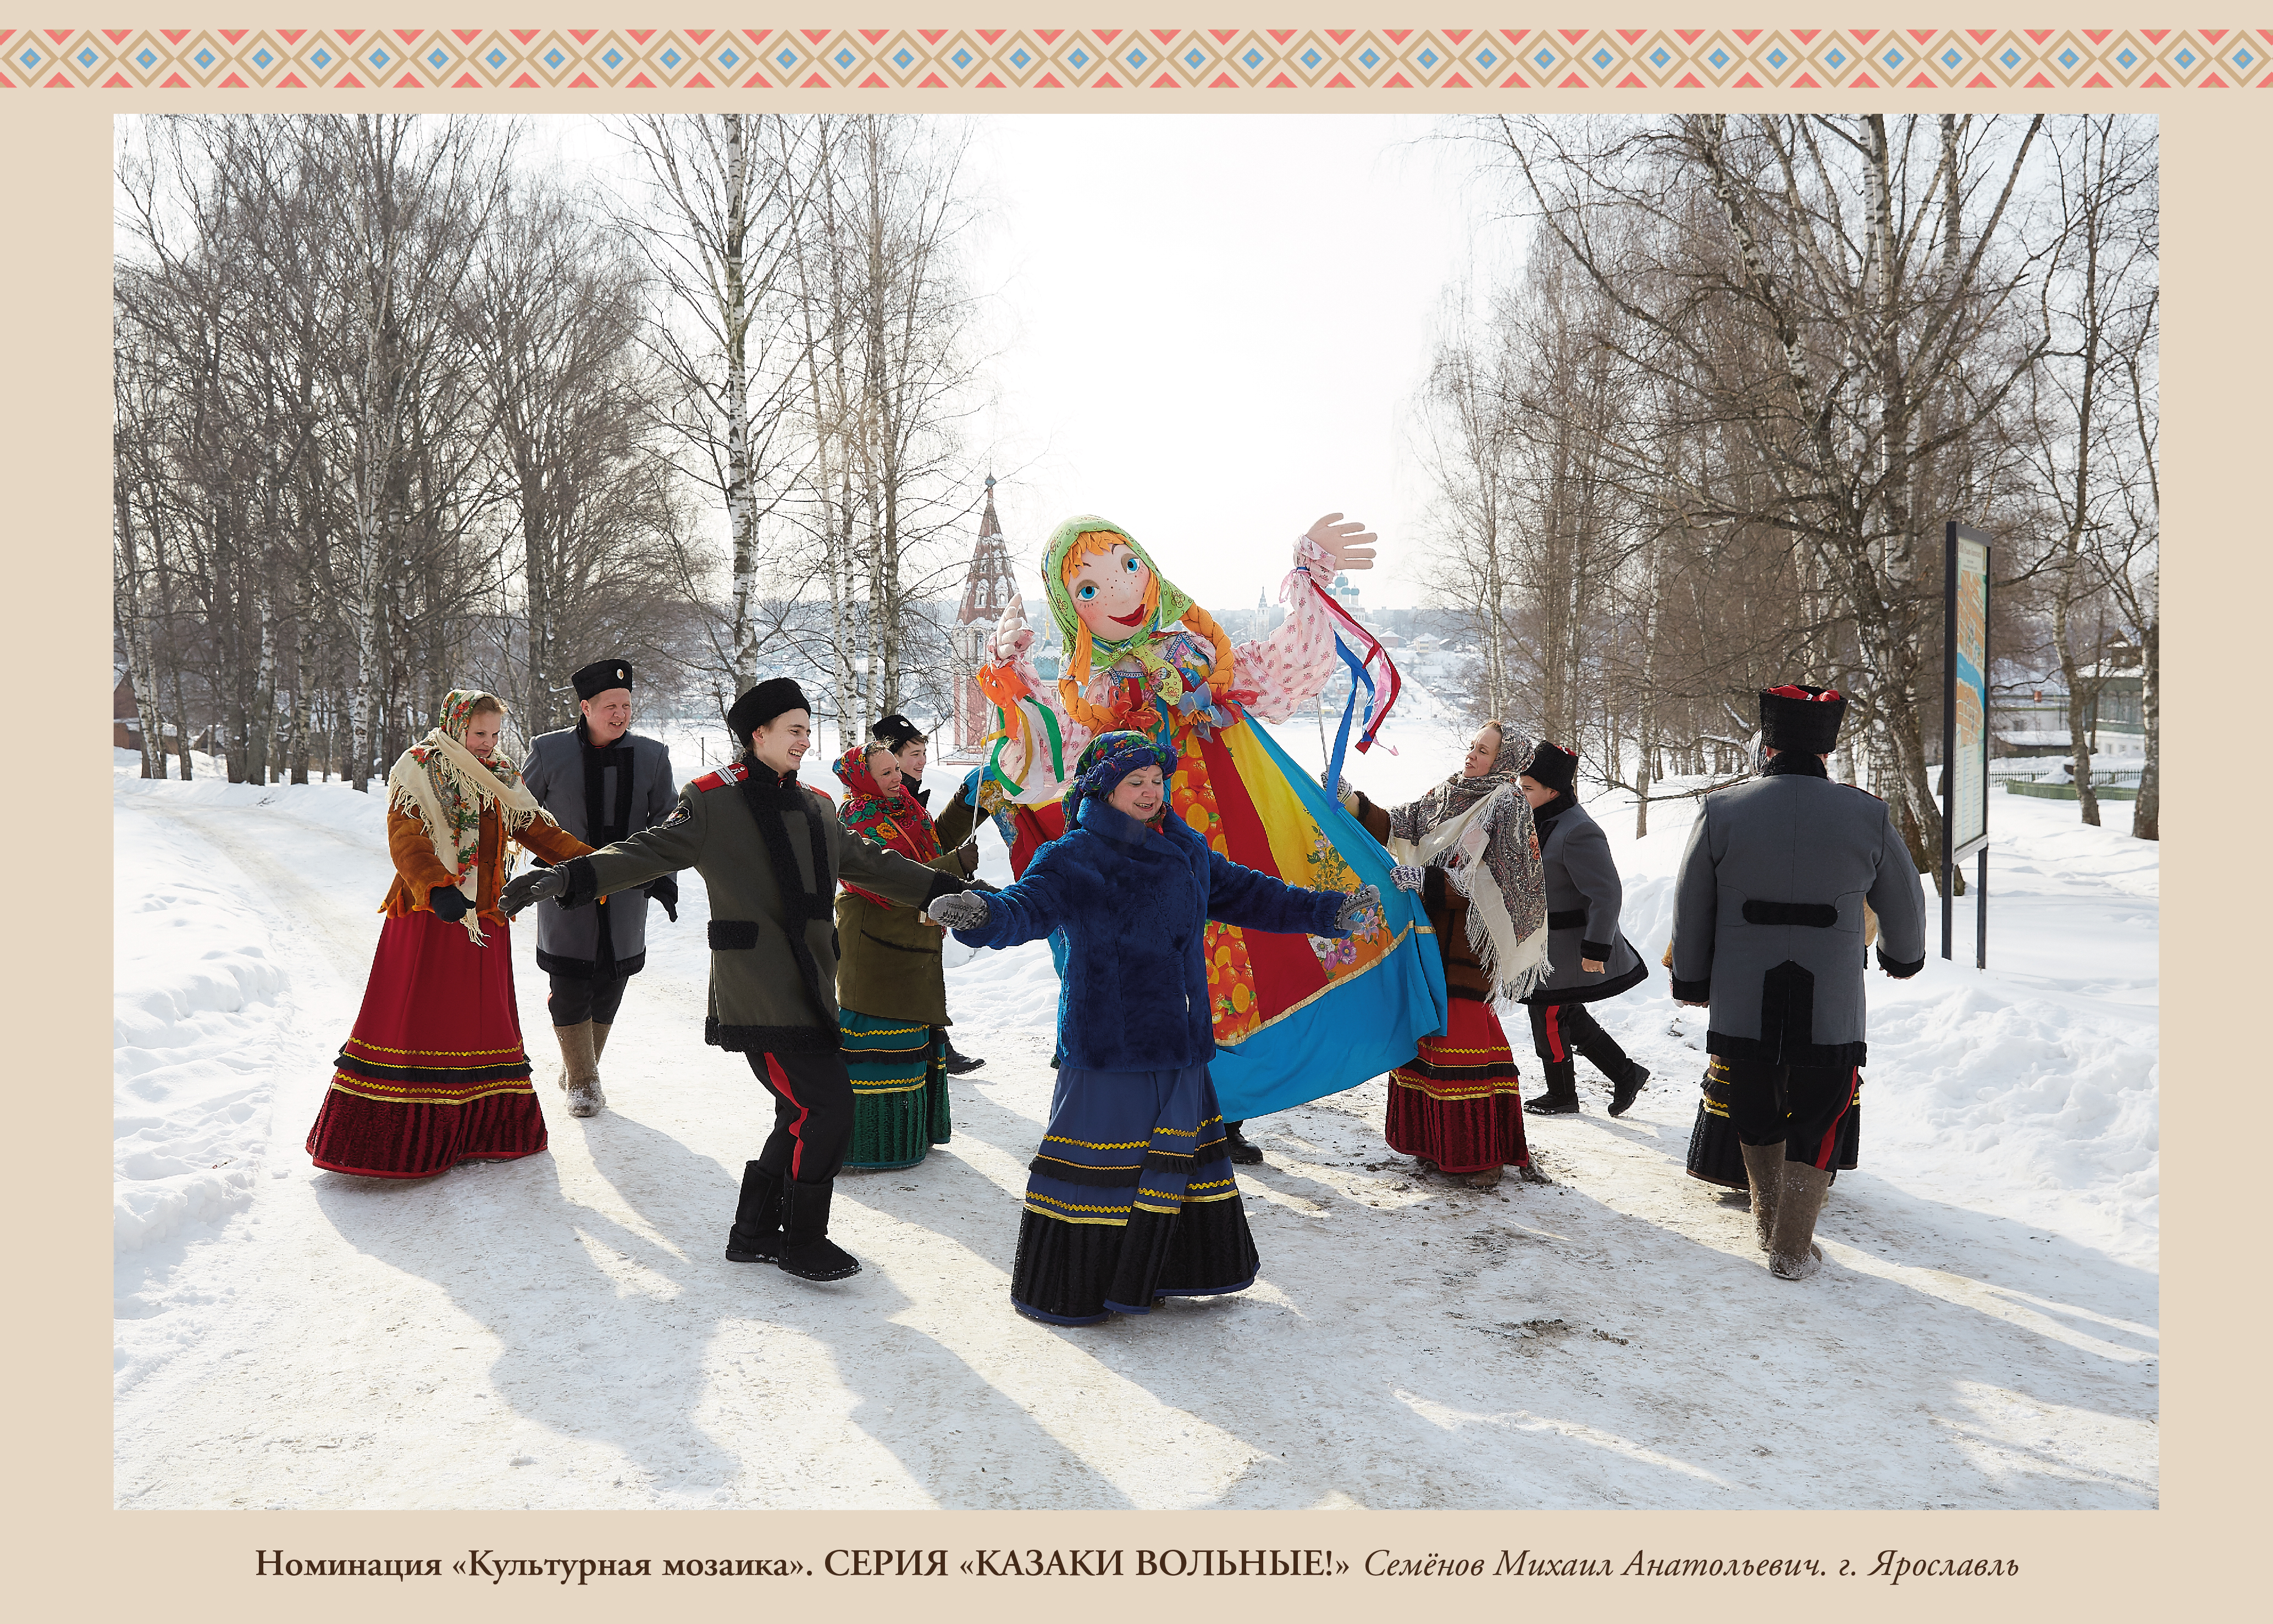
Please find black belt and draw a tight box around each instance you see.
[1742,899,1839,928]
[1547,909,1588,931]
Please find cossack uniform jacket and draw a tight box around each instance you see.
[555,760,969,1053]
[1529,799,1647,1007]
[520,723,676,978]
[1669,756,1929,1067]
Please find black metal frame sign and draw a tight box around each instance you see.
[1942,521,1992,966]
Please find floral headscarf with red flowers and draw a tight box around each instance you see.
[833,741,940,908]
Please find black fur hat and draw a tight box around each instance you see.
[572,658,633,700]
[1522,741,1579,796]
[726,677,811,743]
[870,712,925,752]
[1758,684,1848,754]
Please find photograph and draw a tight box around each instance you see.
[104,103,2166,1517]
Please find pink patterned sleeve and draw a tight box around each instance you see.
[1235,535,1344,724]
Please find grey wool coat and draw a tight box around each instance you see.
[1529,799,1648,1006]
[556,759,968,1053]
[1669,758,1929,1067]
[520,724,677,979]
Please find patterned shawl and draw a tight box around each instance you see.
[1378,733,1551,999]
[384,689,545,944]
[833,743,941,908]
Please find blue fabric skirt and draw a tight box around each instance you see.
[1010,1062,1259,1325]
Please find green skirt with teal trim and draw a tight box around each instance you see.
[840,1008,952,1170]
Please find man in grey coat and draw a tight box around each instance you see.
[520,659,679,1119]
[1514,742,1653,1119]
[1671,683,1928,1280]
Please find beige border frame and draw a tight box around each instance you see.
[20,3,2260,1616]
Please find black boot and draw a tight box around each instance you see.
[723,1161,785,1264]
[1608,1063,1651,1118]
[1223,1119,1264,1164]
[1524,1059,1582,1116]
[941,1036,985,1075]
[777,1180,861,1282]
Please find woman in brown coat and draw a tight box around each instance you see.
[306,690,594,1179]
[831,736,981,1170]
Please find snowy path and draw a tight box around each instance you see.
[113,743,2156,1511]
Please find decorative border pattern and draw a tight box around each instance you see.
[4,25,2268,92]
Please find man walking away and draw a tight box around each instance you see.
[1669,685,1927,1280]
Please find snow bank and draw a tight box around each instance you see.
[113,798,291,1252]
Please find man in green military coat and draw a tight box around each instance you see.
[502,677,972,1284]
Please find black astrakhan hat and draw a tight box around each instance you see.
[726,677,811,743]
[1758,684,1848,754]
[572,658,634,701]
[1523,741,1579,797]
[870,712,925,752]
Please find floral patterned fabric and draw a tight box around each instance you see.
[832,743,942,909]
[384,689,545,944]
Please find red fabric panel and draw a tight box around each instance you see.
[1196,733,1325,1022]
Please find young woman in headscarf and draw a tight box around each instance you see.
[869,711,988,1074]
[966,513,1442,1151]
[930,731,1380,1325]
[1338,721,1551,1188]
[830,736,982,1171]
[306,690,595,1179]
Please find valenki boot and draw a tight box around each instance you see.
[1524,1058,1582,1116]
[1739,1141,1786,1252]
[554,1020,606,1119]
[778,1181,862,1282]
[1768,1162,1833,1280]
[724,1162,787,1264]
[591,1022,613,1062]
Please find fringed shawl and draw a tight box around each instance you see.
[384,689,546,944]
[1378,741,1552,1000]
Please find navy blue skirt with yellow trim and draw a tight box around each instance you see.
[1011,1062,1259,1325]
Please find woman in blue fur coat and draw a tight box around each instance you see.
[932,731,1380,1325]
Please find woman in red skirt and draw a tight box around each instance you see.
[1340,722,1551,1187]
[307,690,595,1179]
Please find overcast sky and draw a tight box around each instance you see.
[532,113,1517,614]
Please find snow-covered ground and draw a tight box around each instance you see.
[113,712,2156,1510]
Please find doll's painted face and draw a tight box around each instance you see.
[1066,543,1153,641]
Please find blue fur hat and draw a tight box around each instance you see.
[1066,730,1175,819]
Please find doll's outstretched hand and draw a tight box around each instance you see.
[1305,513,1379,573]
[990,592,1035,664]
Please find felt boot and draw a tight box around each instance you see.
[554,1019,606,1118]
[1464,1165,1505,1189]
[1608,1062,1651,1118]
[1740,1140,1785,1252]
[777,1181,861,1282]
[1768,1161,1833,1280]
[590,1022,613,1062]
[1524,1059,1581,1115]
[723,1162,786,1264]
[941,1037,985,1075]
[1224,1120,1264,1164]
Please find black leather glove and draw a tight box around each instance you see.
[647,873,681,923]
[499,866,568,918]
[429,885,470,923]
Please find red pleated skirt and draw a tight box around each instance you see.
[306,908,548,1179]
[1384,994,1530,1174]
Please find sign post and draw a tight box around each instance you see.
[1942,522,1992,967]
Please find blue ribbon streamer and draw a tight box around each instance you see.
[1325,633,1378,794]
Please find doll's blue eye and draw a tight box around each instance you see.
[1124,556,1141,573]
[1077,584,1097,599]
